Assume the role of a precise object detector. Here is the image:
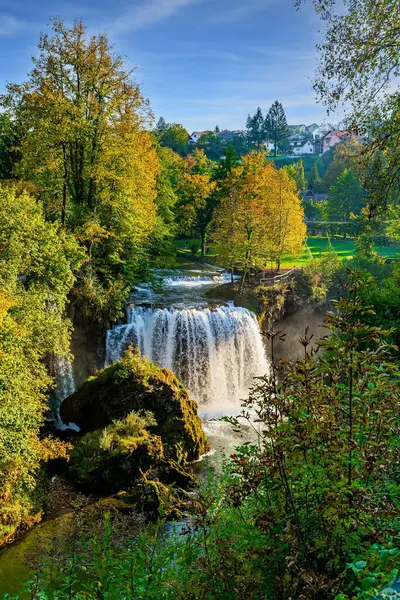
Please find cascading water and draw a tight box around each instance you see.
[106,305,269,413]
[50,355,79,431]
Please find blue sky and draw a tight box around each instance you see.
[0,0,340,131]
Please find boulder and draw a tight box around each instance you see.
[61,347,209,461]
[69,411,165,493]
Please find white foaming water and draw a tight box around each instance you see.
[106,305,269,415]
[162,270,235,287]
[51,355,80,432]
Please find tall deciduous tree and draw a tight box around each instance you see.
[285,159,307,190]
[326,168,364,233]
[265,101,290,156]
[246,107,268,150]
[213,152,306,287]
[2,20,159,323]
[155,119,189,156]
[177,149,216,258]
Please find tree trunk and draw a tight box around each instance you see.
[201,232,206,259]
[239,270,247,295]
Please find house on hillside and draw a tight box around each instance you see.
[306,123,319,133]
[300,190,328,202]
[322,130,349,154]
[264,140,275,153]
[292,138,314,155]
[218,129,245,142]
[289,124,307,133]
[189,131,210,144]
[312,123,335,140]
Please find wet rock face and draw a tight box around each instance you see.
[60,347,209,461]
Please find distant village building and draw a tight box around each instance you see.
[189,129,244,144]
[322,130,349,153]
[289,124,307,133]
[218,129,245,142]
[300,190,328,202]
[264,141,275,153]
[312,123,336,140]
[291,139,314,155]
[189,131,210,144]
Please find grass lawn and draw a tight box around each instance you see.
[280,237,399,268]
[175,236,399,267]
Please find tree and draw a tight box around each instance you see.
[216,145,240,181]
[246,107,268,150]
[322,138,361,191]
[0,184,83,542]
[213,152,306,286]
[0,113,18,180]
[309,162,322,191]
[2,20,159,324]
[285,159,307,190]
[215,125,220,133]
[151,145,186,266]
[155,120,189,156]
[176,149,216,258]
[229,132,251,156]
[265,101,290,156]
[196,131,224,161]
[326,168,364,234]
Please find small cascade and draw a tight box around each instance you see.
[162,271,233,286]
[50,355,79,431]
[106,305,269,411]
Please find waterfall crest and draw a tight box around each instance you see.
[106,305,269,410]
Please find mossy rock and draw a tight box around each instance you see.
[69,412,165,493]
[61,347,209,461]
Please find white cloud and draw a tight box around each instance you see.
[0,14,26,36]
[106,0,201,35]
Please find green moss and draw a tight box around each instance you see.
[69,411,164,493]
[61,347,209,461]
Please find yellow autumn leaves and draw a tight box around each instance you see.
[213,152,306,274]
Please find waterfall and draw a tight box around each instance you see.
[106,305,269,411]
[161,271,235,286]
[50,355,79,431]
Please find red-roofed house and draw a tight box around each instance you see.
[322,130,349,154]
[189,131,211,144]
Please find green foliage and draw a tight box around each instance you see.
[246,106,268,150]
[0,113,18,180]
[196,131,225,161]
[189,241,200,256]
[0,184,82,542]
[69,411,163,492]
[304,251,344,301]
[326,169,364,228]
[309,161,323,191]
[155,118,190,156]
[265,100,290,156]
